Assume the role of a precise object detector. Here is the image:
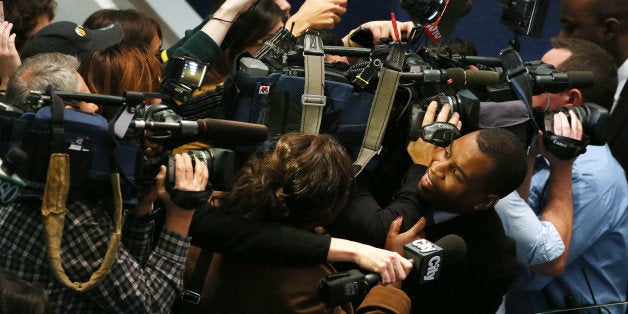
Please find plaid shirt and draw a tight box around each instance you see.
[0,199,191,313]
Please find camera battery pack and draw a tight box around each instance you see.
[239,57,270,77]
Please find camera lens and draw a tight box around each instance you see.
[166,148,235,191]
[541,103,609,145]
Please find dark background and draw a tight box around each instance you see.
[185,0,562,62]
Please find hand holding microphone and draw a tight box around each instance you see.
[319,228,467,307]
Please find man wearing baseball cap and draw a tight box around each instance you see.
[20,21,123,61]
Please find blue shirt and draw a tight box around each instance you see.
[506,144,628,313]
[495,190,565,266]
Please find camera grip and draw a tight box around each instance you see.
[168,186,213,210]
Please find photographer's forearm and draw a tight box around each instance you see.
[189,206,330,266]
[528,162,574,277]
[201,4,242,45]
[517,152,536,200]
[285,0,347,37]
[164,206,196,236]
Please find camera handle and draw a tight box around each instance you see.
[410,122,461,147]
[107,92,164,139]
[44,90,156,140]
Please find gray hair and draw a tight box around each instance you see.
[7,53,82,110]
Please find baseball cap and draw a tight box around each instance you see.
[20,21,124,61]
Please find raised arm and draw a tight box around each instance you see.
[285,0,347,36]
[526,111,581,276]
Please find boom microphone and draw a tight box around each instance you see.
[318,234,467,307]
[447,68,501,86]
[130,118,269,145]
[446,54,504,68]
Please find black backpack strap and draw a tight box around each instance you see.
[174,248,214,312]
[49,89,66,154]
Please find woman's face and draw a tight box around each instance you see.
[243,21,284,55]
[150,33,162,56]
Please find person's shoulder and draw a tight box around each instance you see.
[574,144,626,184]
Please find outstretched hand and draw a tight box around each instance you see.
[0,22,20,90]
[352,243,413,285]
[385,215,427,257]
[344,20,416,46]
[286,0,347,36]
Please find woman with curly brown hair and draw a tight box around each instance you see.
[201,132,413,313]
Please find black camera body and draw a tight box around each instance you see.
[140,147,235,192]
[401,0,446,24]
[159,56,208,104]
[410,89,480,140]
[538,102,609,146]
[167,148,234,191]
[499,0,549,38]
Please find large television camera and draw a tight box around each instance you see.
[0,88,269,204]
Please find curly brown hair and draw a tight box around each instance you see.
[4,0,57,51]
[219,133,355,230]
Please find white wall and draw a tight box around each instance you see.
[54,0,203,48]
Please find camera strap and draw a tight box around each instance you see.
[353,68,402,176]
[300,30,326,134]
[41,90,123,292]
[500,47,541,133]
[353,45,405,176]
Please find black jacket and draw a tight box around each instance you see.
[609,84,628,178]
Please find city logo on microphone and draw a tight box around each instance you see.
[423,255,441,281]
[412,239,439,253]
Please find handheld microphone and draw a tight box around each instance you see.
[403,234,466,283]
[130,118,269,145]
[0,148,27,206]
[318,234,467,307]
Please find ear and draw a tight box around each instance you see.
[603,18,620,41]
[565,88,583,107]
[473,194,500,211]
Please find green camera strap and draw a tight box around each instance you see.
[300,30,326,134]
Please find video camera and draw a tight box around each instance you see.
[484,60,595,102]
[0,88,269,204]
[499,0,549,38]
[159,55,208,104]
